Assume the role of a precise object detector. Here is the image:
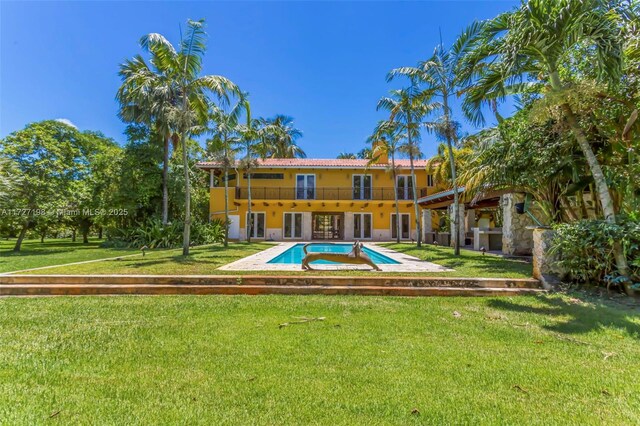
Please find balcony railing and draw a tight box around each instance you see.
[233,187,422,201]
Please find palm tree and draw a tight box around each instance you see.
[117,54,176,225]
[357,148,373,159]
[128,19,239,255]
[388,36,476,255]
[368,120,404,243]
[337,152,357,159]
[236,96,263,243]
[459,0,631,292]
[377,82,432,247]
[258,115,305,158]
[207,100,244,247]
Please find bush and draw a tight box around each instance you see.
[551,219,640,287]
[105,218,226,249]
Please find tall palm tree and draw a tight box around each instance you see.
[368,120,404,243]
[117,55,176,225]
[127,19,239,255]
[236,96,264,243]
[459,0,631,292]
[207,99,244,247]
[388,36,477,255]
[258,115,305,158]
[377,82,433,247]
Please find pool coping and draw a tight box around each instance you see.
[217,242,453,273]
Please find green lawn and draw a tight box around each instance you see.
[15,241,532,278]
[0,238,136,273]
[0,294,638,424]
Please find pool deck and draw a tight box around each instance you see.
[218,242,453,273]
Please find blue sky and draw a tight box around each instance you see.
[1,1,518,158]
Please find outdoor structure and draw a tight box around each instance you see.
[197,149,445,242]
[418,188,542,256]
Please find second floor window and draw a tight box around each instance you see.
[427,174,434,187]
[396,175,414,200]
[352,174,372,200]
[296,174,315,199]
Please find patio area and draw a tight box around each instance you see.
[218,242,453,272]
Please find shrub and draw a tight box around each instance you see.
[551,219,640,288]
[105,218,226,249]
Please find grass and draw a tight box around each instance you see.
[0,293,638,424]
[15,241,532,278]
[0,238,135,273]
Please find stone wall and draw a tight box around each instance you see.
[532,228,564,289]
[501,193,540,255]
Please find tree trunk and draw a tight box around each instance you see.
[443,93,461,256]
[40,231,45,243]
[71,228,77,242]
[390,153,401,244]
[406,129,422,247]
[247,170,252,243]
[181,137,191,256]
[224,164,229,248]
[13,221,29,252]
[162,134,170,225]
[550,72,631,294]
[98,227,103,239]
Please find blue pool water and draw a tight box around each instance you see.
[268,243,400,265]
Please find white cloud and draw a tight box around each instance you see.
[55,118,78,129]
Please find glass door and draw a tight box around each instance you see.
[391,213,410,239]
[352,175,372,200]
[296,174,315,199]
[396,175,414,200]
[283,212,303,239]
[353,213,372,239]
[247,212,266,238]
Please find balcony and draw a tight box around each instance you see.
[233,187,422,201]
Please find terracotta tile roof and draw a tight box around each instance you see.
[197,158,430,169]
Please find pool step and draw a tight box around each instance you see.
[0,275,541,289]
[0,284,545,297]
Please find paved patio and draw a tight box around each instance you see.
[218,242,453,272]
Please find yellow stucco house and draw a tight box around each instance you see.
[197,151,441,242]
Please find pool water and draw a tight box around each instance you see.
[268,243,400,265]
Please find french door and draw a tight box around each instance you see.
[391,213,410,239]
[283,212,303,239]
[353,213,372,239]
[352,175,372,200]
[247,212,266,239]
[396,175,414,200]
[296,174,315,200]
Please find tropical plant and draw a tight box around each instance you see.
[459,0,632,292]
[377,82,431,246]
[236,95,263,242]
[257,115,305,158]
[207,99,244,247]
[124,19,239,255]
[337,152,357,159]
[388,30,481,254]
[368,120,404,243]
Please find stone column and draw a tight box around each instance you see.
[423,209,432,233]
[449,203,465,247]
[465,209,476,233]
[501,193,536,255]
[532,227,563,289]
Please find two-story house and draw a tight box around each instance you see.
[197,149,439,242]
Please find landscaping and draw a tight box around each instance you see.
[3,239,532,278]
[1,294,638,424]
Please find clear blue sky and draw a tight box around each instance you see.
[1,1,518,158]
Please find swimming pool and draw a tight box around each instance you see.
[267,243,400,265]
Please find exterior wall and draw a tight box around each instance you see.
[501,193,542,255]
[208,166,431,241]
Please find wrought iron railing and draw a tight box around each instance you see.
[233,187,420,201]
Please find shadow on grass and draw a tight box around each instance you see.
[488,295,640,338]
